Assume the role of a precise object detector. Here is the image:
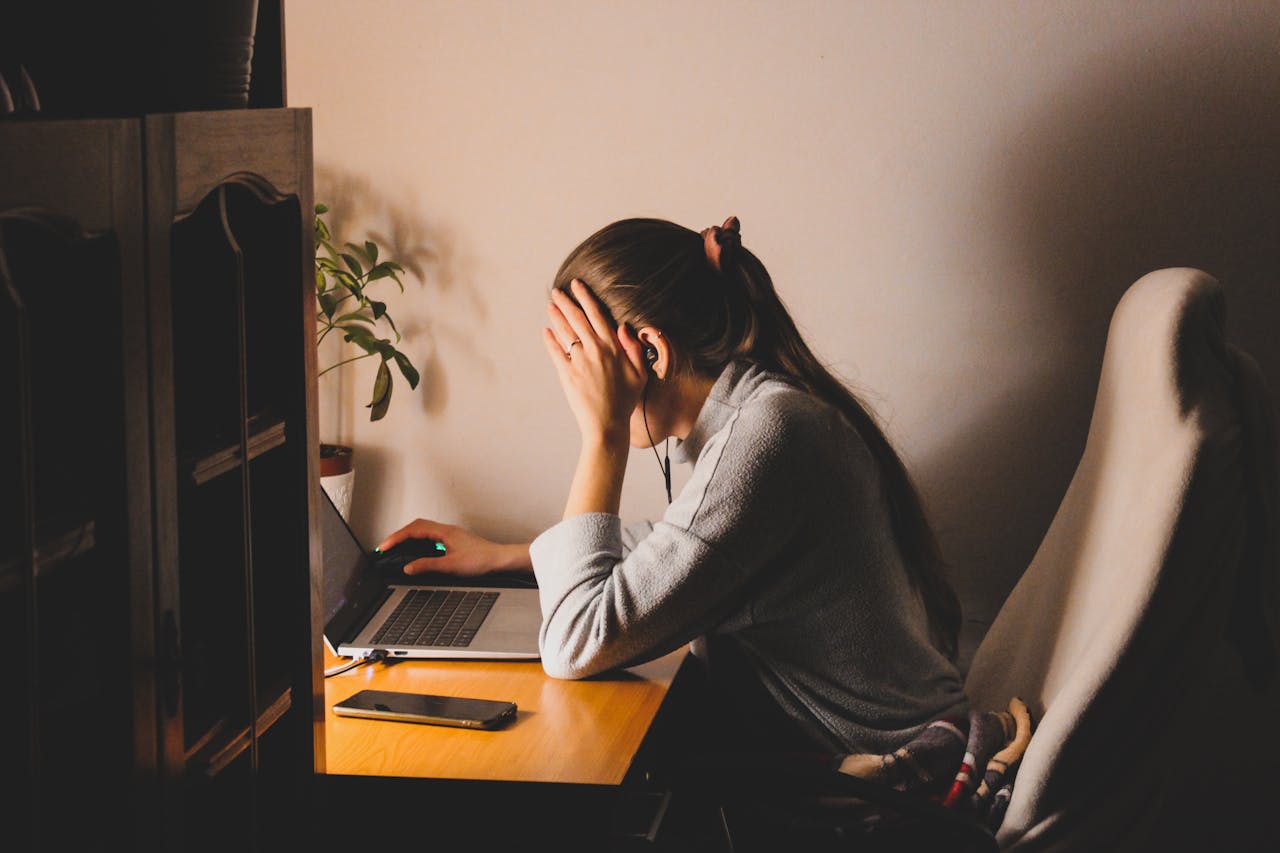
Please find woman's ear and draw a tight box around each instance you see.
[637,327,669,380]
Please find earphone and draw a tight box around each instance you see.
[640,342,672,503]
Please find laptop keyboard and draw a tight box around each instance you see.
[373,589,499,647]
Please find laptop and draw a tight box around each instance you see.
[320,489,542,660]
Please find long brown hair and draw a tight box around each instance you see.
[553,217,962,661]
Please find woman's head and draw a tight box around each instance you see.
[552,216,964,662]
[552,217,794,381]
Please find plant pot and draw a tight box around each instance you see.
[161,0,261,110]
[320,443,354,521]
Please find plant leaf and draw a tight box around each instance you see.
[366,260,405,289]
[366,263,398,283]
[333,311,375,326]
[341,327,380,353]
[344,242,374,265]
[380,311,401,341]
[318,291,340,319]
[367,359,392,421]
[347,335,397,359]
[341,252,364,278]
[338,276,363,301]
[393,351,420,390]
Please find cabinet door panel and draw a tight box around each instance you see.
[177,466,250,751]
[146,108,320,848]
[171,190,246,458]
[3,108,320,851]
[0,117,151,853]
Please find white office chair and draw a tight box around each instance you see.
[964,267,1279,851]
[665,267,1277,853]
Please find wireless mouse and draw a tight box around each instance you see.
[372,538,446,574]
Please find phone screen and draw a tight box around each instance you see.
[333,689,517,729]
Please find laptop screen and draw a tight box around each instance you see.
[320,490,385,647]
[321,490,367,624]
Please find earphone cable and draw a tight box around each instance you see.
[641,385,673,503]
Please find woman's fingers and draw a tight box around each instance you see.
[543,279,650,447]
[545,299,581,354]
[570,278,617,342]
[549,287,598,353]
[549,280,621,356]
[376,518,447,552]
[542,327,572,369]
[375,525,414,552]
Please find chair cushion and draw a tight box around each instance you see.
[963,268,1268,850]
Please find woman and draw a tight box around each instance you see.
[378,216,968,755]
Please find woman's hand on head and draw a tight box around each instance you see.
[376,519,531,577]
[543,279,647,446]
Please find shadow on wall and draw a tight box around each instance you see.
[315,163,491,539]
[924,13,1280,669]
[316,161,492,421]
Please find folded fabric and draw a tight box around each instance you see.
[836,697,1034,832]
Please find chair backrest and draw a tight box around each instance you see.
[964,268,1276,850]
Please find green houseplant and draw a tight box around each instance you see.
[315,202,420,515]
[314,202,420,421]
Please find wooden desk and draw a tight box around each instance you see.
[323,647,689,786]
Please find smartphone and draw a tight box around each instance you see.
[332,689,517,729]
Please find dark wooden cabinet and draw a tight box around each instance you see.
[1,107,321,853]
[0,116,152,853]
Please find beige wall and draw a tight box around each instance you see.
[286,0,1280,657]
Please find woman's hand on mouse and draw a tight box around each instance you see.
[543,278,647,447]
[377,519,532,577]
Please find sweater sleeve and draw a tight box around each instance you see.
[621,519,655,556]
[530,400,815,679]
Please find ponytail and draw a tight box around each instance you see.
[553,217,962,661]
[719,226,960,662]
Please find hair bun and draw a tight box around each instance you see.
[702,215,742,272]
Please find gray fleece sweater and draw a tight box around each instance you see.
[529,360,968,754]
